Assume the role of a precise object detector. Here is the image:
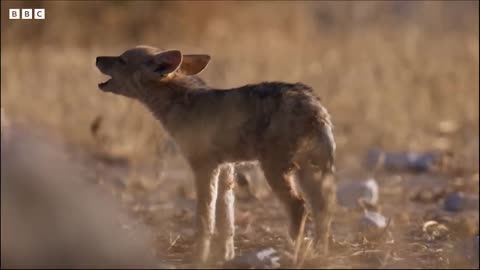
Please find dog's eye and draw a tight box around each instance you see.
[118,57,127,65]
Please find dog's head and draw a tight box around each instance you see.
[95,45,210,98]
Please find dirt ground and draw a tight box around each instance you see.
[82,136,480,269]
[1,1,478,269]
[2,119,478,269]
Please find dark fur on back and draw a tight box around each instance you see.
[139,80,334,171]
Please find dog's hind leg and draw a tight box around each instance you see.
[296,162,335,255]
[261,160,307,241]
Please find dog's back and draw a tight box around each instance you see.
[147,80,333,165]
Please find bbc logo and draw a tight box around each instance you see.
[9,9,45,20]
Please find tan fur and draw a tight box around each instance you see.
[96,45,337,263]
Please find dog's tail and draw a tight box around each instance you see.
[310,117,336,175]
[307,119,336,255]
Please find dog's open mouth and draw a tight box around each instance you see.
[98,76,112,89]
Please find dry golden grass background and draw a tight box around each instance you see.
[2,1,478,167]
[1,1,479,268]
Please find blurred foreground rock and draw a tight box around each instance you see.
[1,124,159,268]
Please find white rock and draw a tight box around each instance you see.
[359,211,389,240]
[225,248,281,269]
[336,178,379,208]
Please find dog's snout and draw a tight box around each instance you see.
[96,56,108,66]
[96,57,114,74]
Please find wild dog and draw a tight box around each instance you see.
[96,45,336,263]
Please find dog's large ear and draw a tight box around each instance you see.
[151,50,183,75]
[179,55,211,75]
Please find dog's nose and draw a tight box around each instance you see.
[96,57,100,65]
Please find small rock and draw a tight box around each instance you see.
[365,148,444,173]
[337,178,379,209]
[444,192,479,212]
[422,220,449,240]
[359,211,388,239]
[224,248,281,269]
[437,120,459,134]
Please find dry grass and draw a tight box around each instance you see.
[2,1,478,163]
[1,1,478,268]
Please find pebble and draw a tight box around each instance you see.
[444,192,479,212]
[359,211,388,239]
[224,248,281,269]
[365,148,441,172]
